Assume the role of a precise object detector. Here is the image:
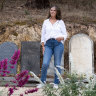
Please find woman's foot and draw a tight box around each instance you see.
[37,84,45,88]
[53,84,58,89]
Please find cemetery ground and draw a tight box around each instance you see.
[0,87,43,96]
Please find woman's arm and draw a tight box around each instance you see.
[41,21,46,43]
[56,20,67,42]
[60,20,67,41]
[41,42,45,55]
[41,21,46,54]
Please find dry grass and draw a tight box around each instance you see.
[0,0,96,26]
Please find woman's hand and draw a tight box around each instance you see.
[41,42,45,55]
[42,46,45,55]
[56,37,64,42]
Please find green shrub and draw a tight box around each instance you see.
[42,67,96,96]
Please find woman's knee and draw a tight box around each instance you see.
[42,63,49,69]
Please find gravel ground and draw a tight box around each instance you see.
[0,87,44,96]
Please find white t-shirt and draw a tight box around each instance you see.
[41,19,67,44]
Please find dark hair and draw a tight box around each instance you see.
[47,5,62,20]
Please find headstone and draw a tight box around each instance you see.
[0,42,18,74]
[21,41,40,75]
[69,33,94,75]
[47,52,64,76]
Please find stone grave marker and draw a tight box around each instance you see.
[0,42,18,74]
[69,33,94,75]
[21,41,40,75]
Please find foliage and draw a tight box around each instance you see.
[1,50,96,96]
[24,10,30,15]
[42,67,96,96]
[0,50,38,96]
[43,84,57,96]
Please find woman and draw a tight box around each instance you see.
[37,5,67,88]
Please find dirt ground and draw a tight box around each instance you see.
[0,0,96,25]
[0,87,44,96]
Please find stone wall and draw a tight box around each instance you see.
[0,22,96,72]
[0,24,41,49]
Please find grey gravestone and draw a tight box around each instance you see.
[21,41,40,75]
[47,52,64,76]
[0,42,18,74]
[69,33,94,75]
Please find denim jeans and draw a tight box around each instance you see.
[41,39,64,84]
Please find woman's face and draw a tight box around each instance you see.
[50,7,57,18]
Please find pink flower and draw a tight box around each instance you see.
[15,70,30,87]
[13,85,18,90]
[10,80,17,83]
[9,49,20,68]
[7,71,10,73]
[11,50,20,60]
[15,70,28,81]
[20,94,23,96]
[25,88,39,94]
[5,83,9,87]
[21,75,30,86]
[3,59,8,70]
[9,60,17,65]
[0,59,9,76]
[8,88,14,95]
[25,91,28,94]
[10,65,14,68]
[2,73,6,76]
[0,61,3,69]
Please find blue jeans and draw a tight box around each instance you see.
[41,39,64,84]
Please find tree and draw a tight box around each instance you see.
[25,0,50,9]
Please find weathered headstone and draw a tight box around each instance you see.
[0,42,18,74]
[21,41,40,75]
[47,52,64,76]
[69,33,94,75]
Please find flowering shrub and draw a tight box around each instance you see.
[15,70,30,87]
[1,50,96,96]
[0,50,39,96]
[0,59,9,76]
[42,67,96,96]
[0,50,20,76]
[9,49,20,69]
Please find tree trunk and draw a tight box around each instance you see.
[25,0,50,9]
